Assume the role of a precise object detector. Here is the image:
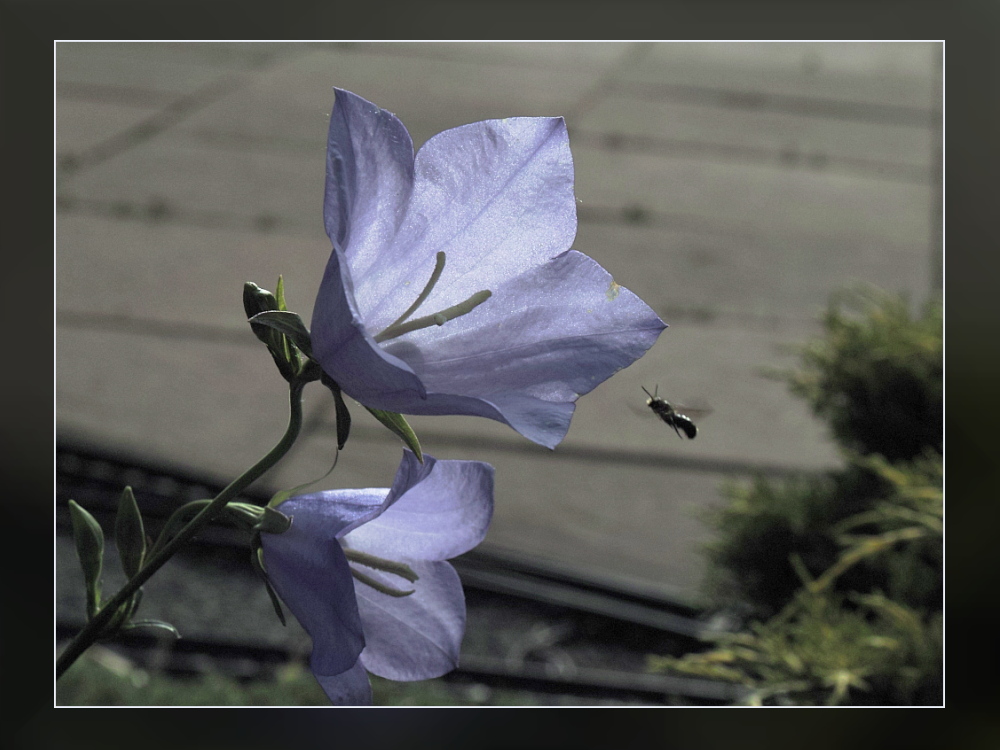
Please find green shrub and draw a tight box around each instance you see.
[651,288,942,705]
[705,451,942,619]
[649,589,942,706]
[784,286,942,462]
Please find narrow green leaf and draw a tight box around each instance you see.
[115,486,146,579]
[124,620,181,639]
[364,406,423,462]
[68,500,104,620]
[248,310,314,358]
[273,276,297,366]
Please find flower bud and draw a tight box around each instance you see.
[244,280,301,381]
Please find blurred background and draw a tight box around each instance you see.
[55,41,942,705]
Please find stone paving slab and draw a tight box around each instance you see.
[574,146,932,246]
[575,217,933,327]
[623,41,939,109]
[56,100,164,155]
[56,328,331,483]
[55,215,325,329]
[575,95,934,177]
[55,41,941,603]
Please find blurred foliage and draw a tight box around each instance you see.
[649,590,942,706]
[782,286,942,462]
[704,450,942,618]
[55,645,548,706]
[56,648,330,706]
[650,287,942,705]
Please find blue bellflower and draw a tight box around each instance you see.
[259,451,494,704]
[312,88,667,448]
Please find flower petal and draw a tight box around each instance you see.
[311,244,427,403]
[345,452,494,562]
[260,493,381,677]
[354,559,466,681]
[404,249,665,389]
[313,250,664,447]
[324,88,415,269]
[357,115,578,329]
[275,487,390,537]
[314,656,373,705]
[382,250,665,446]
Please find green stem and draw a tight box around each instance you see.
[57,380,306,679]
[147,500,212,558]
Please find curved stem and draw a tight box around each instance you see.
[57,380,306,679]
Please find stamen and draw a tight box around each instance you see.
[375,290,492,343]
[372,250,492,343]
[350,567,415,598]
[344,548,419,597]
[345,548,419,582]
[383,251,447,333]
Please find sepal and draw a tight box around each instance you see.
[114,486,146,579]
[255,505,292,535]
[218,502,290,535]
[248,310,314,359]
[364,406,423,462]
[68,500,104,620]
[252,543,287,626]
[320,373,352,450]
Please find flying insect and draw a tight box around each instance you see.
[642,385,698,439]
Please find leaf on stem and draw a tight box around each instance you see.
[68,500,105,620]
[124,619,181,640]
[115,486,146,579]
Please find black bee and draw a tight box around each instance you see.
[642,385,698,439]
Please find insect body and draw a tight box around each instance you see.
[642,385,698,439]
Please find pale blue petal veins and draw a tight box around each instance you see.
[344,452,494,561]
[356,116,578,330]
[353,559,466,681]
[324,88,415,276]
[384,249,666,400]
